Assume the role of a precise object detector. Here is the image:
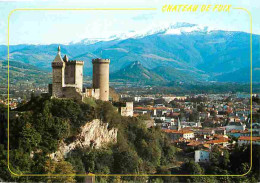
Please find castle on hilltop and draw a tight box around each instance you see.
[49,46,110,101]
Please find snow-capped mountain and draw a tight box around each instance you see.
[71,22,220,45]
[1,22,259,83]
[71,39,101,45]
[137,22,212,36]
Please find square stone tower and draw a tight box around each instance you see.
[64,59,84,92]
[51,46,84,98]
[52,46,65,97]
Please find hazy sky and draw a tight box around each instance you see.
[0,0,259,45]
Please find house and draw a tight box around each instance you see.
[206,137,229,147]
[195,150,210,163]
[154,104,165,108]
[120,102,133,117]
[195,128,215,136]
[163,129,194,140]
[227,130,243,138]
[225,122,246,132]
[162,96,187,103]
[238,136,260,146]
[215,127,226,135]
[114,101,134,117]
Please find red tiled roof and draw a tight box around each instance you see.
[229,130,242,133]
[238,136,260,141]
[171,113,180,116]
[187,141,201,146]
[163,129,193,134]
[134,106,171,110]
[213,134,228,139]
[206,138,229,144]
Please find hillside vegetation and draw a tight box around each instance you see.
[0,96,259,182]
[0,96,176,182]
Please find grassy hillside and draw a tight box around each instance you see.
[215,67,260,82]
[110,61,166,84]
[0,60,51,94]
[152,66,209,82]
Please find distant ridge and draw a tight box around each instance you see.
[0,22,259,83]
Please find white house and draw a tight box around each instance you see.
[225,122,246,132]
[120,102,133,117]
[195,150,210,163]
[163,129,195,140]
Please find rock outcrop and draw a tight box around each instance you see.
[51,119,117,160]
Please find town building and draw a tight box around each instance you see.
[163,129,195,140]
[119,102,134,117]
[225,122,246,132]
[238,136,260,146]
[195,128,215,136]
[195,150,210,163]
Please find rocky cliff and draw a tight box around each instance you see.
[51,119,117,160]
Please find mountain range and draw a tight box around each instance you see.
[0,22,259,85]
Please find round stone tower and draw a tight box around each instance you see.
[92,58,110,101]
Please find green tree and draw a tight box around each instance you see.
[19,122,41,152]
[66,156,85,182]
[113,147,141,174]
[44,160,76,183]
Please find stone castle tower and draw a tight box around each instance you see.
[51,46,65,98]
[92,59,110,101]
[50,46,110,101]
[52,46,84,98]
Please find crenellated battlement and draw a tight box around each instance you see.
[66,60,84,65]
[92,58,110,64]
[52,62,64,67]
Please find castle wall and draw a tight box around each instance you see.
[62,87,83,101]
[75,63,83,92]
[84,88,100,100]
[92,59,110,101]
